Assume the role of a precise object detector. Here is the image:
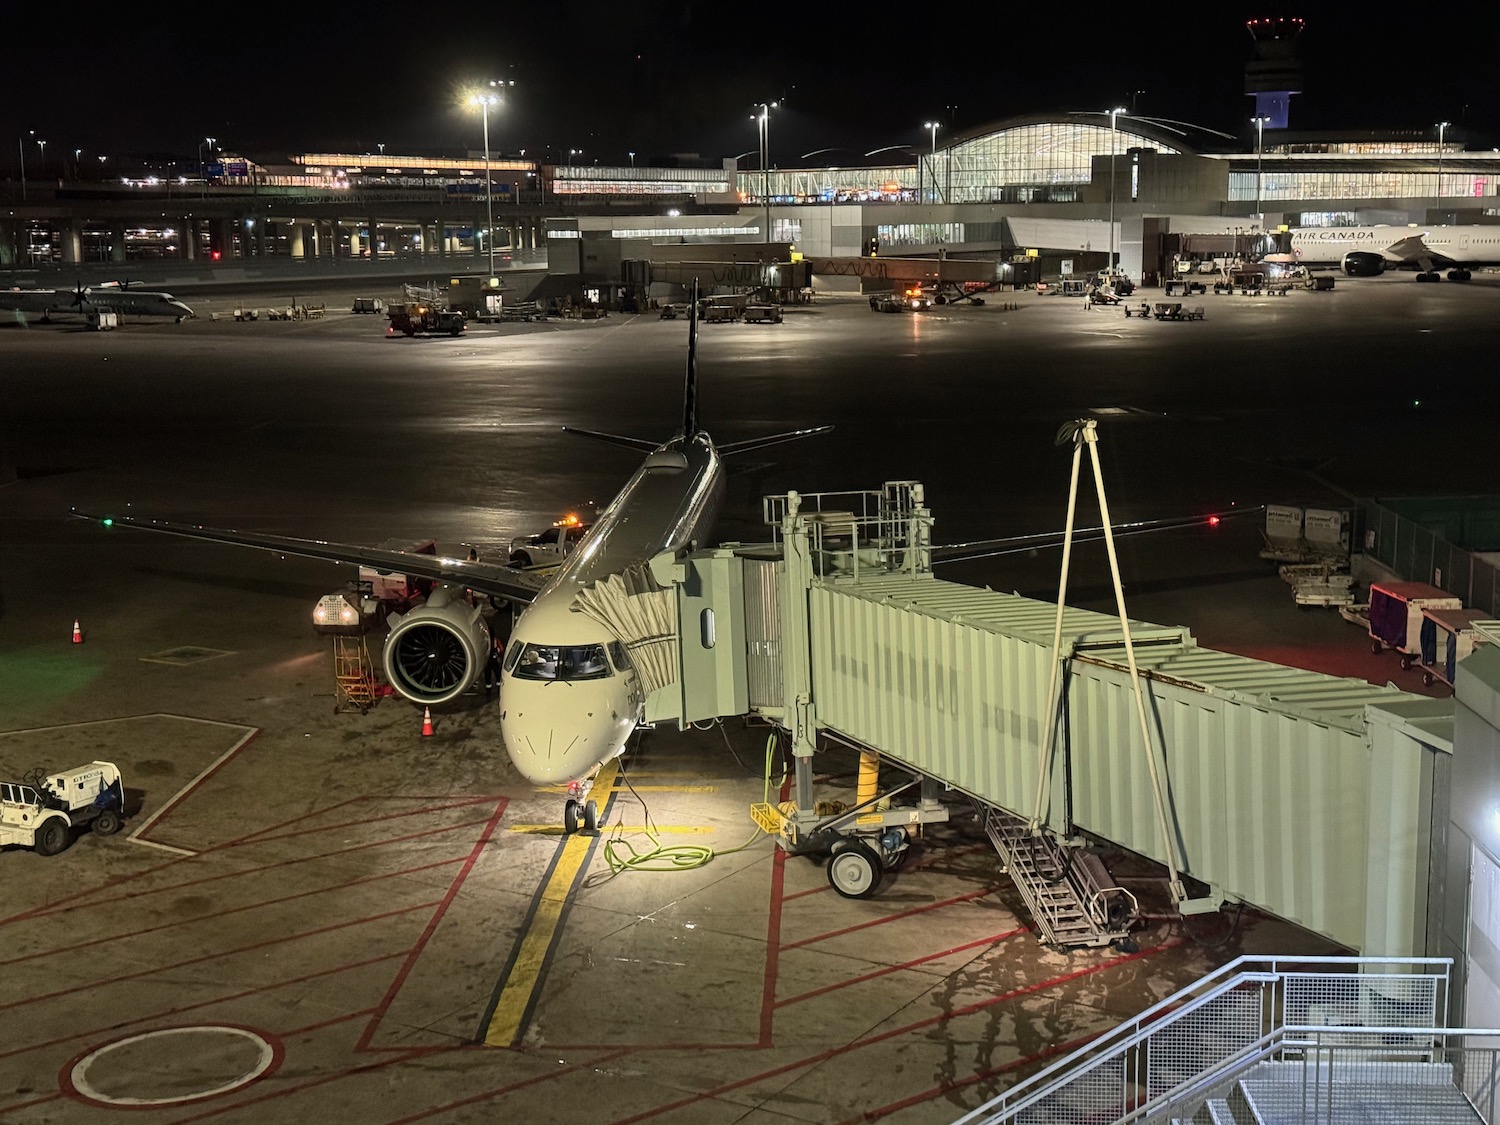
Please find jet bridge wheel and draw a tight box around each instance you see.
[827,839,883,899]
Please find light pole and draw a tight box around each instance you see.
[377,142,385,157]
[469,92,499,277]
[754,102,777,243]
[36,138,46,186]
[1252,116,1270,223]
[925,121,940,202]
[1436,121,1450,219]
[1107,107,1126,280]
[199,136,216,199]
[18,131,30,202]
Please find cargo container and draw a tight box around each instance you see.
[1368,581,1464,668]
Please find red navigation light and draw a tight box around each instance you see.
[1207,515,1221,527]
[210,250,221,261]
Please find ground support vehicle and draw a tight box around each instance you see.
[744,304,783,323]
[352,297,385,314]
[386,303,465,337]
[1368,581,1464,669]
[509,514,593,568]
[1,761,125,855]
[387,301,462,337]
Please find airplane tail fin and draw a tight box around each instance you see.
[683,279,699,440]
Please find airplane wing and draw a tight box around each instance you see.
[1383,234,1454,270]
[70,510,548,605]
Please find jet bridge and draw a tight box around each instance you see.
[584,482,1452,956]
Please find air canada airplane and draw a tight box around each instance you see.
[1,282,194,323]
[1269,225,1500,281]
[74,287,828,831]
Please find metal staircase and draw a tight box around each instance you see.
[982,805,1135,949]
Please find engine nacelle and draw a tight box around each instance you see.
[382,586,491,705]
[1342,251,1386,277]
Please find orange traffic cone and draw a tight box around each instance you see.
[71,619,84,644]
[421,707,435,737]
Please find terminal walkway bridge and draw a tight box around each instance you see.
[580,480,1452,958]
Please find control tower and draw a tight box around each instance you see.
[1245,16,1304,130]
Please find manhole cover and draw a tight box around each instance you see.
[140,646,234,666]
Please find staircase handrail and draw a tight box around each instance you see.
[950,956,1453,1125]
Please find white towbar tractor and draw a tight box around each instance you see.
[0,761,125,855]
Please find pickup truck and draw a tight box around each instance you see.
[509,515,593,567]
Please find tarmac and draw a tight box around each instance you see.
[1,270,1494,1123]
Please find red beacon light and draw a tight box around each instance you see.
[1207,514,1222,527]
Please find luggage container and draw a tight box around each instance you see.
[1368,581,1464,668]
[1418,608,1496,687]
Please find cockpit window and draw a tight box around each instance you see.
[503,640,523,673]
[608,641,631,672]
[511,643,613,681]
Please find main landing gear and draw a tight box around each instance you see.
[562,773,600,834]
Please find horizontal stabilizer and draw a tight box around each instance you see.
[718,425,834,457]
[562,426,663,452]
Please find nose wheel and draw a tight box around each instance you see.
[563,797,600,834]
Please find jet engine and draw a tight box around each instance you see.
[382,586,492,705]
[1342,252,1386,277]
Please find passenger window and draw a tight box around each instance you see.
[700,608,716,649]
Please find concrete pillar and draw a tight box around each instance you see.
[62,219,83,265]
[288,223,305,259]
[111,223,127,264]
[349,225,361,258]
[368,217,379,258]
[178,218,196,261]
[0,221,15,265]
[211,219,233,261]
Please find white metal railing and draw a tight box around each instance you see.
[950,956,1454,1125]
[762,481,932,578]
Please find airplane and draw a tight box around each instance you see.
[1,281,195,323]
[1264,225,1500,281]
[73,286,828,832]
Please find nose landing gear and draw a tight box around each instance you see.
[562,773,601,834]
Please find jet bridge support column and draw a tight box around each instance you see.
[779,491,820,816]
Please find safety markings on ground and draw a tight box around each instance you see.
[0,791,510,1122]
[480,759,621,1046]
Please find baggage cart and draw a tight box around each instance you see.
[1418,608,1496,686]
[1368,581,1464,668]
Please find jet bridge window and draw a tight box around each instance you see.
[512,643,613,682]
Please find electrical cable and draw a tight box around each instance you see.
[599,732,780,878]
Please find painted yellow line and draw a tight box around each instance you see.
[536,783,719,794]
[505,823,714,835]
[484,760,619,1047]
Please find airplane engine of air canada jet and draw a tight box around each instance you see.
[1342,251,1386,277]
[382,586,492,705]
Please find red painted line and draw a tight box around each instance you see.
[775,926,1028,1009]
[0,856,468,968]
[355,798,509,1052]
[9,816,493,924]
[0,900,441,1015]
[0,951,408,1064]
[375,1049,637,1125]
[1,797,496,927]
[758,845,787,1048]
[780,888,995,951]
[839,1028,1101,1123]
[230,796,502,850]
[606,937,1187,1125]
[0,1092,62,1114]
[284,1007,381,1039]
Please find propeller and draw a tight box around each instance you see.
[70,280,89,307]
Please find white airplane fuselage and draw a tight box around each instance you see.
[1,286,194,321]
[498,432,726,785]
[1282,225,1500,275]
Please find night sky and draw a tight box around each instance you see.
[4,1,1494,171]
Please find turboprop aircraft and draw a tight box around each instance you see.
[74,287,828,831]
[1,281,194,323]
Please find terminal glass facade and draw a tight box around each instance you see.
[739,166,913,203]
[942,122,1180,203]
[1228,170,1496,202]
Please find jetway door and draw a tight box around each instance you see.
[674,551,750,724]
[743,558,783,709]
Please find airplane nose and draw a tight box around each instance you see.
[499,682,634,786]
